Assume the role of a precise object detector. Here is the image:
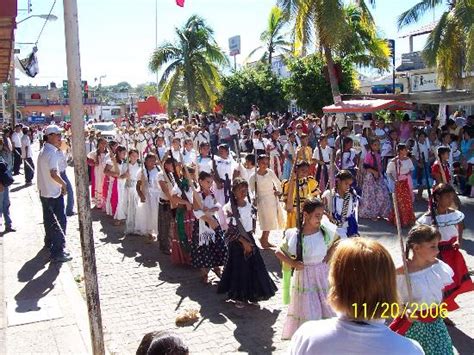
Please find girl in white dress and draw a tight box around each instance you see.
[249,155,284,248]
[103,146,127,223]
[134,153,160,238]
[125,149,141,234]
[113,146,130,224]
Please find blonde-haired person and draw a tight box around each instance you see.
[289,238,424,355]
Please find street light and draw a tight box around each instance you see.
[94,75,106,120]
[17,14,58,25]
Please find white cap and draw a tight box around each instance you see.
[44,125,63,135]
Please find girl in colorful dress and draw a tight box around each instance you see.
[218,178,277,307]
[387,143,416,227]
[390,224,454,355]
[322,170,359,238]
[190,171,228,283]
[276,198,338,340]
[431,146,452,186]
[87,138,107,209]
[417,184,474,313]
[171,164,196,266]
[103,145,127,222]
[102,141,119,213]
[135,153,160,239]
[125,149,141,235]
[359,138,392,220]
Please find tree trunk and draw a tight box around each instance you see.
[323,45,341,104]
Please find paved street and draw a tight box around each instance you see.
[1,156,473,354]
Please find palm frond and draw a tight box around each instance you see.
[397,0,443,29]
[158,60,181,89]
[149,43,181,72]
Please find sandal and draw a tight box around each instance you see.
[212,267,222,279]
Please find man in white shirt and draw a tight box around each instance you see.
[37,125,71,263]
[20,127,35,185]
[249,105,260,122]
[11,124,23,175]
[194,125,210,151]
[226,115,241,153]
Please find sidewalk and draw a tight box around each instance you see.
[0,175,92,354]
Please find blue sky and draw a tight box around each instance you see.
[16,0,444,87]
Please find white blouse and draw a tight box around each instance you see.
[283,228,328,264]
[223,201,253,232]
[417,210,464,242]
[397,260,454,308]
[386,158,414,178]
[312,145,332,163]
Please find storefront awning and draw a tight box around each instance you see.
[0,0,17,83]
[322,99,415,113]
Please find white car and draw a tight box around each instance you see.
[91,122,117,141]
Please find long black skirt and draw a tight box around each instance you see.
[217,238,277,302]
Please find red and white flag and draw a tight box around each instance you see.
[176,0,185,7]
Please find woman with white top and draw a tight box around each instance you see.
[289,238,424,355]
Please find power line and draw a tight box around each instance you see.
[35,0,57,46]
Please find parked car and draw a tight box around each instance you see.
[91,122,117,141]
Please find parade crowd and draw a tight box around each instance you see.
[1,108,473,354]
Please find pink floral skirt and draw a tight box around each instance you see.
[282,262,335,340]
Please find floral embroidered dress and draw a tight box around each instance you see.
[359,151,392,219]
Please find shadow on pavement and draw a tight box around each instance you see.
[17,248,50,282]
[448,326,474,355]
[173,272,280,354]
[14,263,61,311]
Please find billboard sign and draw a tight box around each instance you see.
[228,35,241,56]
[410,73,440,92]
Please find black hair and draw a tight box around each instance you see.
[198,171,211,181]
[231,177,248,192]
[245,153,255,163]
[136,331,188,355]
[302,198,325,214]
[405,224,441,259]
[437,146,450,157]
[336,169,353,181]
[257,154,268,162]
[397,143,407,152]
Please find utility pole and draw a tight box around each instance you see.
[62,1,105,354]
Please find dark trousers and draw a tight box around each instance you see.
[13,148,22,174]
[60,171,75,215]
[40,195,67,257]
[24,157,35,183]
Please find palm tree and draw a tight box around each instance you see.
[247,6,292,65]
[279,0,388,103]
[149,15,228,112]
[398,0,474,88]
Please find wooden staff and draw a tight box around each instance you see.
[392,192,414,304]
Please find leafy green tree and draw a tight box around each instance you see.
[149,15,228,112]
[398,0,474,88]
[219,64,288,115]
[283,54,358,113]
[278,0,388,103]
[247,6,291,65]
